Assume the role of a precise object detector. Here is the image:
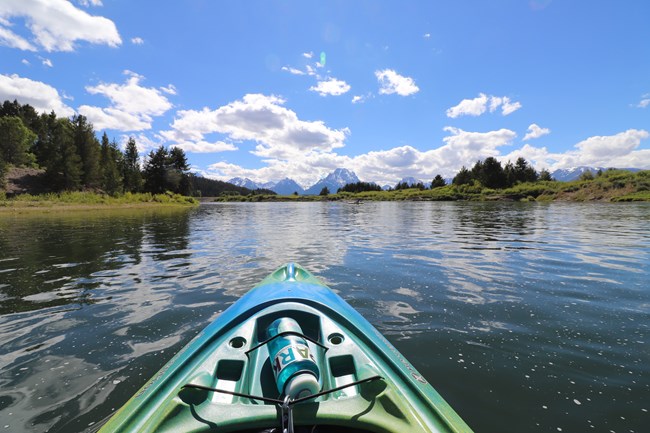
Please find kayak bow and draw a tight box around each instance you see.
[99,263,474,433]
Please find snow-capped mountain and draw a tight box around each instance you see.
[550,166,640,182]
[305,168,360,195]
[272,178,305,195]
[227,177,304,194]
[227,177,260,190]
[397,177,423,187]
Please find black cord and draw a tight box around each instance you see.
[181,375,383,407]
[245,331,329,356]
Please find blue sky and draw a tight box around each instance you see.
[1,0,649,187]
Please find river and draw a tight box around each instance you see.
[0,202,648,433]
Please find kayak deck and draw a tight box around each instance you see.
[99,264,473,433]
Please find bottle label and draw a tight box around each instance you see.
[272,342,315,375]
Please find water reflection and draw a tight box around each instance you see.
[0,202,648,433]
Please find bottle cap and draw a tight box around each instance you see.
[284,373,320,399]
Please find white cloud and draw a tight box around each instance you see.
[503,129,650,170]
[446,93,489,118]
[0,0,120,52]
[447,94,522,118]
[351,95,363,104]
[309,77,351,96]
[160,84,177,95]
[161,94,349,158]
[573,129,648,164]
[637,94,650,108]
[39,56,52,67]
[499,97,522,115]
[375,69,419,96]
[302,52,313,59]
[78,105,150,131]
[130,37,144,45]
[0,73,74,116]
[423,33,431,39]
[0,25,37,51]
[21,58,30,65]
[281,66,305,76]
[523,123,551,141]
[173,140,238,154]
[80,70,174,131]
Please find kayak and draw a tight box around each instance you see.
[98,263,474,433]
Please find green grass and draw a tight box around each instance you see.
[0,191,198,209]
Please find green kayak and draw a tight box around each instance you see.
[98,263,474,433]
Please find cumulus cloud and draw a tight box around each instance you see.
[375,69,419,96]
[523,123,551,141]
[161,94,349,157]
[302,52,313,59]
[0,0,120,52]
[423,33,431,39]
[503,129,650,170]
[172,140,237,154]
[447,93,522,118]
[573,129,648,164]
[77,105,150,131]
[131,37,144,45]
[309,77,351,96]
[78,70,174,131]
[446,93,489,118]
[0,73,74,116]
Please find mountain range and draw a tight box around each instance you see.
[228,168,359,195]
[549,166,641,182]
[228,166,644,195]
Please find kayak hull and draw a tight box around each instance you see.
[98,264,474,433]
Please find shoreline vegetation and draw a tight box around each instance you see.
[0,191,197,213]
[210,169,650,203]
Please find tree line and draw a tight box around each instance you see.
[452,156,552,188]
[0,99,255,197]
[335,158,552,194]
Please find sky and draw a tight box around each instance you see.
[0,0,649,188]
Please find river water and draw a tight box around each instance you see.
[0,202,648,433]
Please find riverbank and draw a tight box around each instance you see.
[0,191,198,213]
[210,169,650,203]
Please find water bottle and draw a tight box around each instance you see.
[267,317,320,399]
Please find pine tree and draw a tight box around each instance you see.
[100,132,122,195]
[46,119,82,190]
[539,169,553,181]
[122,137,142,192]
[453,166,472,185]
[430,174,446,188]
[143,146,169,194]
[71,115,101,188]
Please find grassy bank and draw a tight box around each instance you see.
[210,169,650,203]
[0,191,199,212]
